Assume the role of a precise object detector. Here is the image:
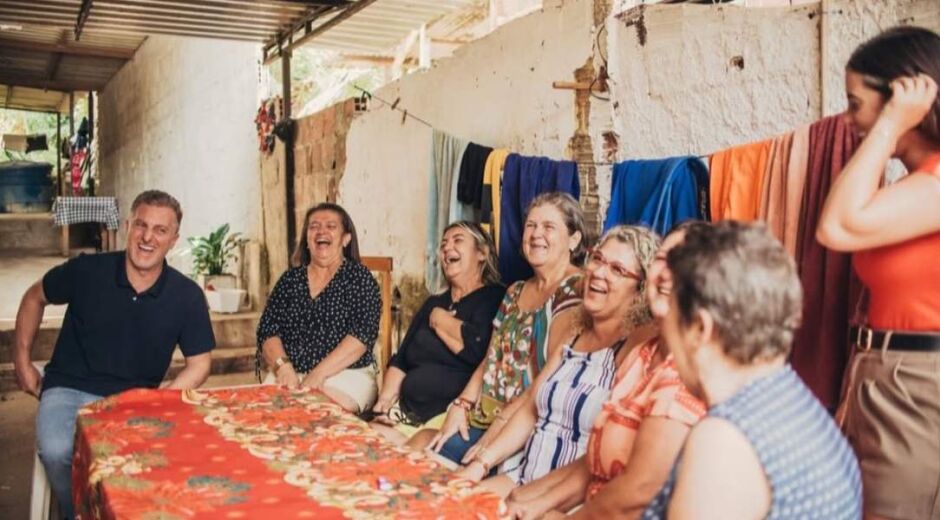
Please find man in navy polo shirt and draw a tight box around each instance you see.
[12,190,215,519]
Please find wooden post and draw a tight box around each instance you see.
[56,111,62,197]
[552,60,605,235]
[282,51,296,262]
[60,225,69,257]
[68,91,74,196]
[87,90,95,196]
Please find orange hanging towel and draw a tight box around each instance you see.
[758,126,810,257]
[709,139,774,221]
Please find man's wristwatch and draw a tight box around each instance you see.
[273,355,291,373]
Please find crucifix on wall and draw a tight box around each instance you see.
[551,59,608,234]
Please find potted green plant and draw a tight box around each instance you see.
[187,224,247,311]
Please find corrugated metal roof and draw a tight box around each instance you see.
[0,85,67,113]
[263,0,482,61]
[0,0,487,111]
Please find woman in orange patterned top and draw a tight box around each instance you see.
[505,222,707,519]
[817,27,940,520]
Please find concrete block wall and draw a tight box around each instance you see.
[97,35,263,275]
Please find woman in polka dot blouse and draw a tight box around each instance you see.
[256,203,382,413]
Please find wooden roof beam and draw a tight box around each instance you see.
[75,0,94,40]
[0,77,101,92]
[264,0,381,64]
[0,38,135,60]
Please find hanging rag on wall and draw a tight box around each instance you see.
[603,156,709,236]
[427,130,467,292]
[791,114,861,411]
[499,154,580,284]
[482,148,510,244]
[709,139,774,221]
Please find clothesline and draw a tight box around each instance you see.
[352,85,618,166]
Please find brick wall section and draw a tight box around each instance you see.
[292,99,356,235]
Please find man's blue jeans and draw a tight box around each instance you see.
[37,387,103,520]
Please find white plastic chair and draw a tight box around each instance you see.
[29,451,52,520]
[29,362,56,520]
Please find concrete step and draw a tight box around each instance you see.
[0,346,258,394]
[0,312,261,363]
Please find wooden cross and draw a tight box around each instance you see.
[552,61,608,136]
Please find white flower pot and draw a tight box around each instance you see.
[206,288,247,313]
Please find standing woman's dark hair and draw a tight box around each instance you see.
[816,25,940,520]
[292,203,362,266]
[847,26,940,141]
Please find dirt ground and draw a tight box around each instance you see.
[0,372,256,519]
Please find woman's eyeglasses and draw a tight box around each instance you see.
[586,248,642,282]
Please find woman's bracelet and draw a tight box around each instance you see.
[472,447,495,474]
[452,397,474,411]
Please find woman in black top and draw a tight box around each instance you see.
[256,203,381,413]
[371,221,504,443]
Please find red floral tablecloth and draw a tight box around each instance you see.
[72,386,502,519]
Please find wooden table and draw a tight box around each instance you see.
[73,385,502,519]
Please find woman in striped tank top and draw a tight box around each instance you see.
[454,226,661,498]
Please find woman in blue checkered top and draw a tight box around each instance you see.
[641,222,861,520]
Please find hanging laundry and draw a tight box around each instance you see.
[75,118,90,150]
[603,156,709,236]
[427,130,467,292]
[1,134,28,152]
[709,139,774,221]
[26,134,48,153]
[498,154,580,284]
[791,115,860,411]
[71,149,88,196]
[457,142,493,209]
[757,126,810,257]
[448,142,474,224]
[482,148,510,245]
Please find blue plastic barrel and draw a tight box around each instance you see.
[0,161,54,213]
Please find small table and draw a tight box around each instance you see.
[73,386,502,519]
[52,196,120,256]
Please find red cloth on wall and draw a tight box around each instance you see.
[791,114,860,410]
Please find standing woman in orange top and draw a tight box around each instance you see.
[817,26,940,520]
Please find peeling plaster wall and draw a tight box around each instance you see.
[340,0,594,291]
[97,36,262,274]
[317,0,938,301]
[823,0,940,116]
[608,4,821,159]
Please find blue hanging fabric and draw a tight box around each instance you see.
[498,154,580,284]
[603,156,709,236]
